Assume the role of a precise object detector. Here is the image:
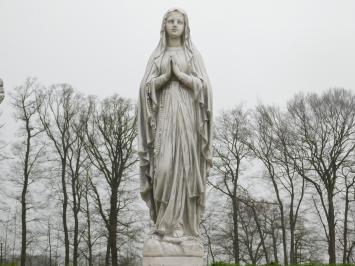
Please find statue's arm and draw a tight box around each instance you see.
[170,57,202,90]
[175,71,201,90]
[151,58,173,90]
[152,73,170,90]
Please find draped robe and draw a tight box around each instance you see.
[138,8,212,237]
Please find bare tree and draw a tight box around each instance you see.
[293,217,325,263]
[201,203,218,264]
[81,172,94,266]
[238,187,282,264]
[0,207,12,264]
[83,95,137,266]
[264,204,281,263]
[36,84,81,266]
[46,217,53,266]
[209,105,253,264]
[252,104,306,264]
[288,89,355,263]
[238,200,267,265]
[10,78,45,266]
[66,99,88,266]
[251,105,289,265]
[339,161,355,263]
[206,200,236,263]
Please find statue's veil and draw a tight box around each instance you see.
[138,8,213,221]
[140,8,194,88]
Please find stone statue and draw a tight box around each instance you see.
[0,79,4,104]
[138,8,212,265]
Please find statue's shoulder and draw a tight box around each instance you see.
[190,46,205,62]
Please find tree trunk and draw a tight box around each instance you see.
[21,121,32,266]
[72,176,79,266]
[270,174,288,265]
[207,234,215,263]
[290,225,295,264]
[85,187,93,266]
[271,224,279,263]
[20,183,27,266]
[109,182,118,266]
[105,240,110,266]
[251,204,270,264]
[232,197,240,264]
[61,158,70,266]
[280,203,288,265]
[342,180,354,263]
[289,192,296,264]
[327,191,336,263]
[342,187,349,263]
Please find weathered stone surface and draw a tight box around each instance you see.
[139,8,212,266]
[143,238,203,257]
[143,256,203,266]
[138,6,212,239]
[143,237,203,266]
[0,78,4,104]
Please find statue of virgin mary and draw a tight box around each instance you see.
[138,8,212,241]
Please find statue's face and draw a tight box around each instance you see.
[165,11,185,39]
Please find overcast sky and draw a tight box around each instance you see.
[1,0,355,138]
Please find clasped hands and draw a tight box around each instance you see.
[155,56,194,91]
[152,56,194,92]
[162,56,184,82]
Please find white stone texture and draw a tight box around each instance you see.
[139,8,212,266]
[143,238,203,266]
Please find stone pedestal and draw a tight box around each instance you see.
[143,237,204,266]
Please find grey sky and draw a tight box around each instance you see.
[1,0,355,138]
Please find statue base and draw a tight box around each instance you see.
[143,236,203,266]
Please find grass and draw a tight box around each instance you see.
[210,263,355,266]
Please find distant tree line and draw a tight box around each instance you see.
[205,88,355,265]
[0,78,142,266]
[0,78,355,265]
